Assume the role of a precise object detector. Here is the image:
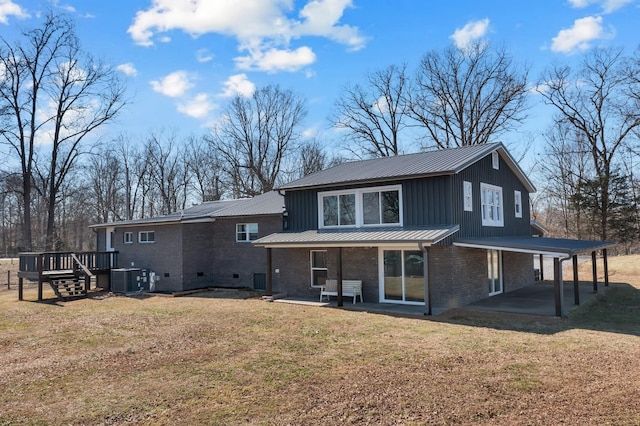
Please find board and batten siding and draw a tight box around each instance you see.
[452,153,531,238]
[284,176,454,231]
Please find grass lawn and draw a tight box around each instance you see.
[1,256,640,425]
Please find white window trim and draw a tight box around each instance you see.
[492,151,499,170]
[236,223,259,242]
[310,250,328,288]
[463,181,473,212]
[487,249,503,296]
[480,183,504,227]
[514,190,523,218]
[317,184,403,229]
[123,232,133,244]
[139,230,155,243]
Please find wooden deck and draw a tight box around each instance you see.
[18,251,118,301]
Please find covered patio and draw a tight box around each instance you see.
[454,237,616,317]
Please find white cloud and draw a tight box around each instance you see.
[116,63,138,77]
[567,0,635,13]
[177,93,215,118]
[450,18,490,49]
[150,71,194,97]
[196,48,214,63]
[235,45,316,73]
[0,0,29,24]
[551,16,606,53]
[127,0,366,73]
[220,74,255,98]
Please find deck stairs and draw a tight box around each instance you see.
[46,254,96,300]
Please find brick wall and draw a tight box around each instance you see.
[111,224,184,292]
[503,251,535,291]
[210,215,282,289]
[181,222,215,290]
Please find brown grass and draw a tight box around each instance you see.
[1,256,640,425]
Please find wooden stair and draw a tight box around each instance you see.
[48,273,86,299]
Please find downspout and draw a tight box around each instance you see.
[418,242,431,316]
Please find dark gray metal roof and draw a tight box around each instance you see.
[253,225,460,247]
[210,191,284,218]
[278,142,536,193]
[90,191,284,228]
[454,236,616,257]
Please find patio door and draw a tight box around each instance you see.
[487,249,503,295]
[380,249,424,305]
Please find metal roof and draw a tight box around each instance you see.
[90,191,284,228]
[253,225,460,247]
[278,142,536,193]
[210,191,284,218]
[454,236,616,257]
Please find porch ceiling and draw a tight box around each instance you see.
[253,225,460,248]
[453,236,616,257]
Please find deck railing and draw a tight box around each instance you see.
[18,251,118,277]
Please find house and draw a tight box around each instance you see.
[91,191,284,292]
[254,143,614,315]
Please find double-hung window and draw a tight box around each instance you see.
[480,183,503,227]
[463,181,473,212]
[514,190,523,218]
[124,232,133,244]
[236,223,258,242]
[318,185,402,229]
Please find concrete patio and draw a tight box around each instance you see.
[273,281,608,318]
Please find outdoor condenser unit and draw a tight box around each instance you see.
[110,268,148,294]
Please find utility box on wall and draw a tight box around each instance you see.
[111,268,148,294]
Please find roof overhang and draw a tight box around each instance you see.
[254,225,459,248]
[453,236,616,258]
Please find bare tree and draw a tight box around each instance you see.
[332,64,410,157]
[185,135,226,202]
[537,47,640,241]
[409,42,529,149]
[209,84,306,197]
[0,13,127,250]
[143,131,191,215]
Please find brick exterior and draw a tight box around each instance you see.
[102,214,282,292]
[271,245,535,309]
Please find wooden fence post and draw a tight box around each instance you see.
[6,270,9,290]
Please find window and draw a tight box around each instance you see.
[463,181,473,212]
[124,232,133,244]
[322,193,355,227]
[310,250,327,287]
[318,185,402,229]
[492,151,499,170]
[480,183,503,227]
[362,189,400,225]
[236,223,258,242]
[139,231,155,243]
[514,190,522,218]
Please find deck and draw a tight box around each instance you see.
[18,251,118,301]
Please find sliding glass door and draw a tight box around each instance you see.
[381,249,425,304]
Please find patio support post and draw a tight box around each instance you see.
[266,248,272,297]
[539,254,544,280]
[572,255,579,305]
[603,249,609,287]
[553,257,565,317]
[592,251,598,293]
[336,247,343,307]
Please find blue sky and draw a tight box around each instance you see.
[2,0,639,162]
